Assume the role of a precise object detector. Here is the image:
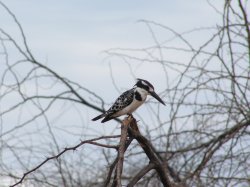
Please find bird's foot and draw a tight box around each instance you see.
[127,113,134,120]
[123,114,134,126]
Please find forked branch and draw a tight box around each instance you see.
[106,116,184,187]
[10,135,120,187]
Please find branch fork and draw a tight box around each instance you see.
[107,115,184,187]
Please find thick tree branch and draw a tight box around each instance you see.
[127,117,174,187]
[115,117,130,187]
[104,137,133,187]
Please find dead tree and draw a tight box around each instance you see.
[1,1,250,187]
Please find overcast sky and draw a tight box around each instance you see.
[0,1,225,184]
[0,0,223,94]
[0,0,225,140]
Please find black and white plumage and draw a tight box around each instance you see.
[92,78,165,123]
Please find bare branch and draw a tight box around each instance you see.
[10,135,120,187]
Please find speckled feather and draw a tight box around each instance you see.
[105,88,134,117]
[91,88,136,123]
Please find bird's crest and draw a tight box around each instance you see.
[135,78,154,91]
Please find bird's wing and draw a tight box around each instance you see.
[106,88,134,116]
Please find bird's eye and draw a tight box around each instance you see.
[144,85,150,91]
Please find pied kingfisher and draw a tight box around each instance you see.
[92,78,165,123]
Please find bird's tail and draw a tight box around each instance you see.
[92,113,106,121]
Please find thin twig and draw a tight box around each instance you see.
[127,162,155,187]
[10,135,120,187]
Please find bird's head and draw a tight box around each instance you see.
[135,78,165,105]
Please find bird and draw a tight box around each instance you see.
[92,78,165,123]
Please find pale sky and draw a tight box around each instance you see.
[0,0,222,95]
[0,1,228,144]
[0,1,225,184]
[0,0,224,137]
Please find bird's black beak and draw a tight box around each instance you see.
[150,91,165,105]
